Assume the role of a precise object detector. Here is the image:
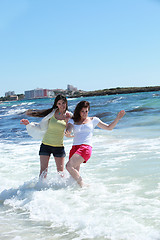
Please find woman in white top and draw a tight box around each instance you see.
[65,100,125,187]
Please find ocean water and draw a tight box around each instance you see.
[0,92,160,240]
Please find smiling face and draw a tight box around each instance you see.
[80,107,89,120]
[56,99,67,113]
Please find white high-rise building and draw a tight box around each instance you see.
[5,91,15,97]
[67,85,77,91]
[25,88,55,99]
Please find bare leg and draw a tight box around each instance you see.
[66,154,84,187]
[39,155,50,178]
[54,157,65,176]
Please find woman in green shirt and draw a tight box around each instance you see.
[20,95,72,178]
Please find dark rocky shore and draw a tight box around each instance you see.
[70,86,160,98]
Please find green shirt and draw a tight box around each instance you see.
[42,115,66,147]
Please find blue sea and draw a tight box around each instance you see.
[0,92,160,240]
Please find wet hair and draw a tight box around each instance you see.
[26,94,68,117]
[72,101,90,122]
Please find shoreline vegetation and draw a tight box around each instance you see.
[1,86,160,102]
[70,86,160,98]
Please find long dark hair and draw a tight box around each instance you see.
[72,101,90,122]
[26,94,68,117]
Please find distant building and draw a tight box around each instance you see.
[25,88,55,99]
[24,90,34,99]
[24,85,80,99]
[9,95,18,101]
[5,91,15,97]
[53,88,65,93]
[67,85,77,91]
[45,89,55,98]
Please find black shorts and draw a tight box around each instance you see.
[39,143,66,157]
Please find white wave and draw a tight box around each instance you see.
[0,108,27,117]
[11,104,18,108]
[20,102,35,106]
[108,96,126,103]
[1,177,160,240]
[67,98,77,100]
[0,133,160,240]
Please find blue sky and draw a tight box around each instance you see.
[0,0,160,97]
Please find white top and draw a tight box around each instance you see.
[68,117,100,146]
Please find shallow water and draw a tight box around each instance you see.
[0,92,160,240]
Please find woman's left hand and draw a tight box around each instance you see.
[64,130,74,138]
[64,112,71,122]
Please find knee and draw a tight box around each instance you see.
[66,161,72,171]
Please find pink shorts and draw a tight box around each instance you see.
[69,144,92,163]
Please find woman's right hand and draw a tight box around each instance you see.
[20,119,30,125]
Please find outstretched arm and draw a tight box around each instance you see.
[20,119,30,125]
[97,110,125,130]
[20,117,47,139]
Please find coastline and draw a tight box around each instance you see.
[1,86,160,103]
[70,86,160,98]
